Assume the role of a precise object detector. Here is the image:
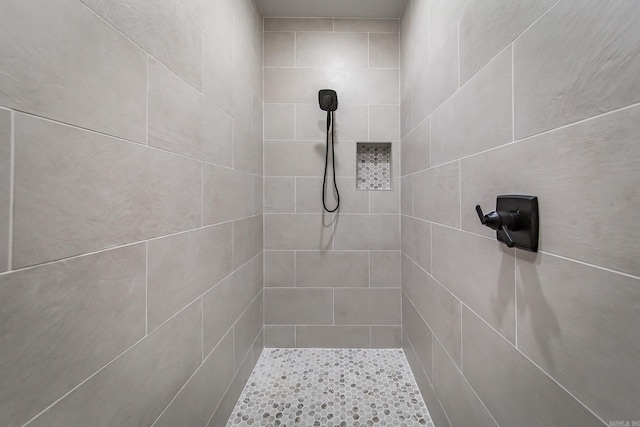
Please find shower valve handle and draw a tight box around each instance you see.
[475,205,519,248]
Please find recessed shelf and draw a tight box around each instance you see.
[356,142,391,191]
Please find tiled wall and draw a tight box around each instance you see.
[0,0,263,425]
[400,1,640,426]
[262,18,403,349]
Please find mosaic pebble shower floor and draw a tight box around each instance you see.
[226,348,433,427]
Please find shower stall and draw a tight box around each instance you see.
[0,0,639,426]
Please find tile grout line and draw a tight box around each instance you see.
[8,110,15,271]
[457,20,460,88]
[145,243,149,336]
[368,251,371,287]
[9,107,261,175]
[201,163,204,227]
[514,249,518,349]
[146,55,149,145]
[458,160,462,229]
[460,300,463,373]
[0,213,266,279]
[511,43,515,142]
[205,336,255,427]
[400,97,640,174]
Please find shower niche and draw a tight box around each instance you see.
[356,142,392,191]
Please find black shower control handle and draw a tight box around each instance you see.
[475,196,539,252]
[475,205,519,248]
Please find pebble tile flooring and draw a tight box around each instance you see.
[226,348,433,427]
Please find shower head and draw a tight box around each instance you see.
[318,89,338,112]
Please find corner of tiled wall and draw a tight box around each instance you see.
[401,0,640,426]
[0,0,264,425]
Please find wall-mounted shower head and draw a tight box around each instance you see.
[318,89,338,112]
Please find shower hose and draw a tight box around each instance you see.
[323,110,340,212]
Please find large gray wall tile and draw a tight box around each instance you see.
[80,0,202,89]
[403,332,452,427]
[207,346,257,427]
[233,28,262,95]
[252,175,263,216]
[413,266,461,367]
[202,40,235,115]
[413,161,461,228]
[296,326,371,348]
[296,32,369,68]
[401,216,431,272]
[401,94,413,139]
[401,254,414,299]
[265,177,295,214]
[13,114,201,268]
[369,33,400,69]
[334,19,399,33]
[203,165,253,225]
[432,340,498,427]
[265,251,294,287]
[517,252,640,422]
[295,104,368,142]
[265,214,333,250]
[233,121,263,175]
[0,245,145,427]
[147,224,233,331]
[264,326,295,348]
[461,105,640,277]
[334,215,400,250]
[432,225,515,342]
[296,178,368,214]
[413,29,458,124]
[295,251,369,287]
[401,176,413,216]
[371,326,402,348]
[233,293,263,370]
[203,260,261,355]
[180,0,234,62]
[460,0,555,84]
[265,140,355,178]
[153,331,234,427]
[0,0,146,143]
[233,216,263,268]
[264,288,333,325]
[148,58,232,165]
[264,32,294,67]
[29,300,202,427]
[369,105,400,141]
[462,308,603,427]
[370,251,401,288]
[0,109,9,272]
[203,40,254,130]
[370,189,400,214]
[514,0,640,139]
[264,18,333,32]
[429,0,470,52]
[401,117,430,175]
[402,293,432,379]
[264,104,294,140]
[431,48,512,166]
[335,288,401,325]
[264,68,398,105]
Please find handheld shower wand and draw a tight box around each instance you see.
[318,89,340,212]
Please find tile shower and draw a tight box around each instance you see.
[0,1,638,427]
